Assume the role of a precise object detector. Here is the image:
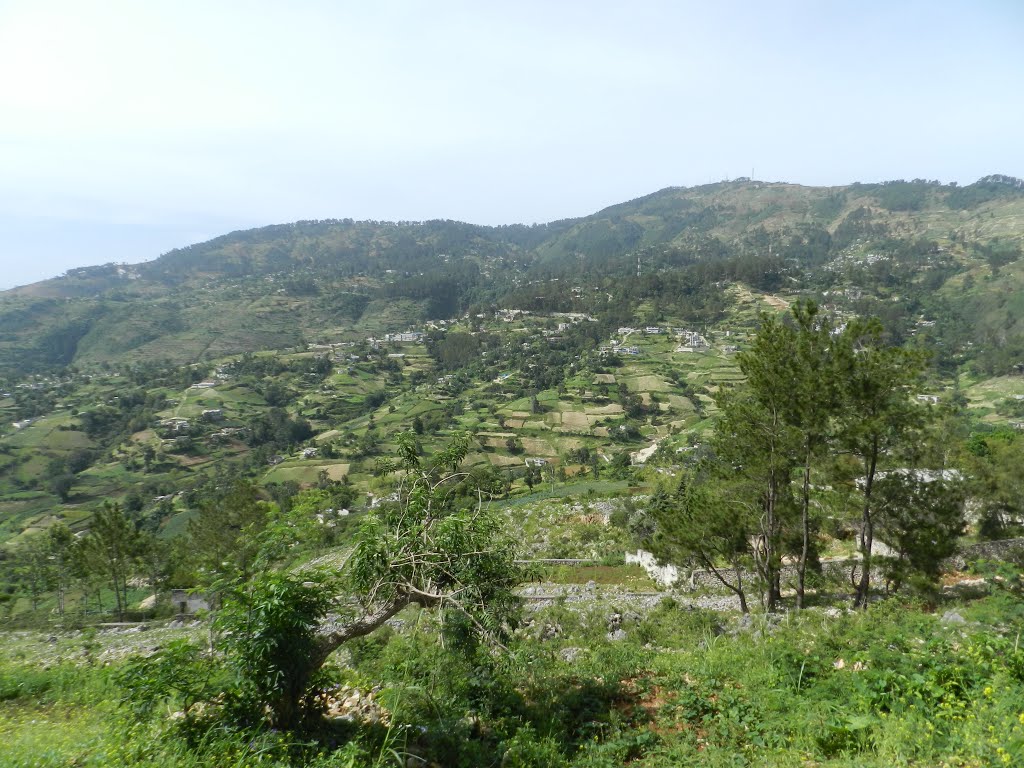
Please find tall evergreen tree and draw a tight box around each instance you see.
[46,523,75,618]
[781,301,839,608]
[835,318,927,607]
[78,502,143,620]
[713,385,798,611]
[717,313,802,610]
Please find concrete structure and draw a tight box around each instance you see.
[170,589,210,616]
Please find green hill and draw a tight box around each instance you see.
[2,175,1024,548]
[3,176,1023,375]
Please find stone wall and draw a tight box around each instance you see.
[626,537,1024,593]
[945,536,1024,570]
[624,550,679,587]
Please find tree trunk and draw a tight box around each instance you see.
[311,596,417,671]
[855,442,879,609]
[797,447,812,610]
[764,472,783,611]
[113,568,124,621]
[260,594,426,729]
[703,558,749,615]
[734,563,748,615]
[272,679,306,731]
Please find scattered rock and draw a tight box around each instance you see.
[324,684,391,726]
[941,611,966,625]
[533,622,561,641]
[559,647,583,663]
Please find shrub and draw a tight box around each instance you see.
[216,570,339,730]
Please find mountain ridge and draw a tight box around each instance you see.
[9,174,1024,294]
[1,175,1022,376]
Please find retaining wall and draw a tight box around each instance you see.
[626,537,1024,592]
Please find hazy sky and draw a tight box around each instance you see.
[1,1,1021,289]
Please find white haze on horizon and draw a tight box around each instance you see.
[0,0,1021,289]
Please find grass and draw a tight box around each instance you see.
[0,704,110,767]
[2,583,1022,767]
[963,375,1024,414]
[264,462,352,484]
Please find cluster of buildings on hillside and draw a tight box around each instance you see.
[384,331,424,343]
[496,308,530,322]
[159,417,191,434]
[598,327,711,357]
[158,408,224,435]
[598,345,641,357]
[614,326,709,345]
[307,311,606,359]
[675,330,709,352]
[495,309,596,324]
[310,330,429,358]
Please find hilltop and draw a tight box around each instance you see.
[2,176,1023,376]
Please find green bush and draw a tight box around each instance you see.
[216,569,339,730]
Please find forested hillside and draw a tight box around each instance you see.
[2,176,1024,766]
[3,176,1023,375]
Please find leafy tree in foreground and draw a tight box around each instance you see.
[118,638,225,746]
[216,571,338,729]
[219,432,524,729]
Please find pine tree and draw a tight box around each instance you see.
[78,502,142,620]
[835,318,928,608]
